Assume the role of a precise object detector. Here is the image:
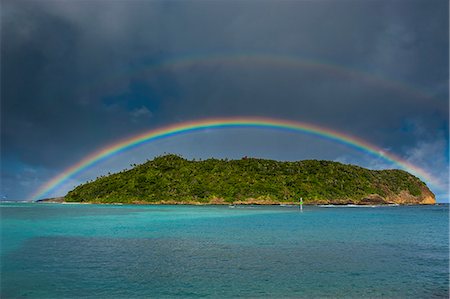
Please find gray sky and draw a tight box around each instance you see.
[1,0,448,201]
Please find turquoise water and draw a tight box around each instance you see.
[1,203,448,298]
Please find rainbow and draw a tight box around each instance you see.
[96,53,443,111]
[31,117,442,201]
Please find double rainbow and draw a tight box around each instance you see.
[31,117,441,201]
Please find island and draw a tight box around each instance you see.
[59,154,437,205]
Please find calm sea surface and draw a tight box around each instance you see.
[1,203,448,298]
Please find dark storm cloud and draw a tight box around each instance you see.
[1,0,448,199]
[2,0,167,166]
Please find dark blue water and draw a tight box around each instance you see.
[1,203,448,298]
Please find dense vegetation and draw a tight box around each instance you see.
[64,154,432,204]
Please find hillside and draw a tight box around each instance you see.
[65,154,435,205]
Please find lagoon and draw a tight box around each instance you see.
[1,203,448,298]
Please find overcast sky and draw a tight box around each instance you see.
[1,0,448,202]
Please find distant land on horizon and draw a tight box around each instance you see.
[53,154,436,205]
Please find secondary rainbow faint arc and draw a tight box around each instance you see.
[95,53,444,111]
[31,117,440,201]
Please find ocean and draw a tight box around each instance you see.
[1,203,448,298]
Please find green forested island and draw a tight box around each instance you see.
[64,154,435,205]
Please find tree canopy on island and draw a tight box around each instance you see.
[65,154,433,204]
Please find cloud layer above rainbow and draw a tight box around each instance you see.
[31,117,443,201]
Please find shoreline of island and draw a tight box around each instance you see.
[34,196,436,206]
